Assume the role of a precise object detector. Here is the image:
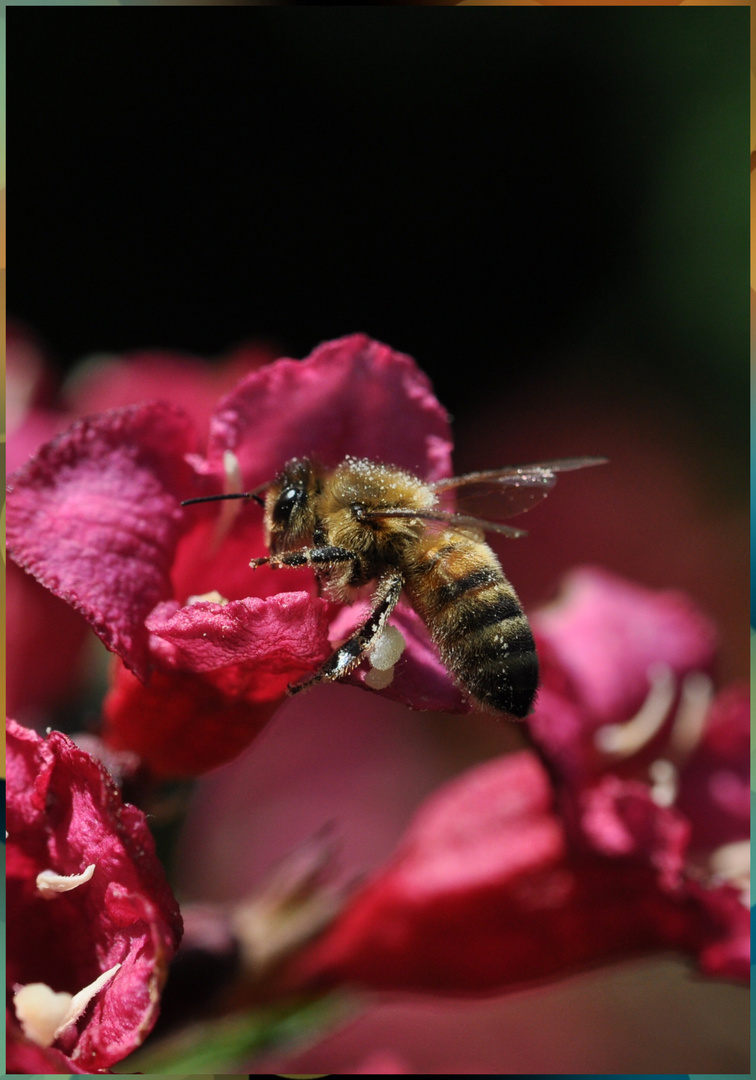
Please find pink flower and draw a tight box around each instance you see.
[6,718,183,1073]
[7,335,459,775]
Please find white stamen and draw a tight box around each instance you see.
[13,984,73,1048]
[13,964,120,1049]
[211,449,245,551]
[223,448,243,494]
[186,590,229,606]
[647,758,678,807]
[668,670,714,760]
[594,663,676,757]
[709,840,750,903]
[58,964,121,1041]
[36,864,95,897]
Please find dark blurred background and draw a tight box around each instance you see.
[10,9,748,679]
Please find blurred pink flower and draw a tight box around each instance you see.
[6,718,183,1073]
[284,747,746,997]
[529,566,750,961]
[174,562,747,1072]
[60,341,275,439]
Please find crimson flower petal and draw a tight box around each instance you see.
[6,719,182,1071]
[170,515,288,604]
[6,403,198,681]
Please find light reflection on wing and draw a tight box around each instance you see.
[429,456,607,523]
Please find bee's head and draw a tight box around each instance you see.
[265,457,320,554]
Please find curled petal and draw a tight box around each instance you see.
[103,593,334,776]
[676,683,751,851]
[685,880,751,982]
[576,775,690,888]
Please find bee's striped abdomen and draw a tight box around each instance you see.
[407,539,538,718]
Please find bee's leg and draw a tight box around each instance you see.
[288,571,404,695]
[250,546,359,571]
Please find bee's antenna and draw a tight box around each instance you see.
[182,492,266,508]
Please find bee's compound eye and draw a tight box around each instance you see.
[274,486,302,524]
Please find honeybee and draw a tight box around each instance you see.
[183,454,605,718]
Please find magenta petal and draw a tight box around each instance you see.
[205,334,454,488]
[146,592,334,676]
[7,403,198,681]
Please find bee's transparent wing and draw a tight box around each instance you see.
[428,456,607,522]
[357,457,606,539]
[358,506,529,538]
